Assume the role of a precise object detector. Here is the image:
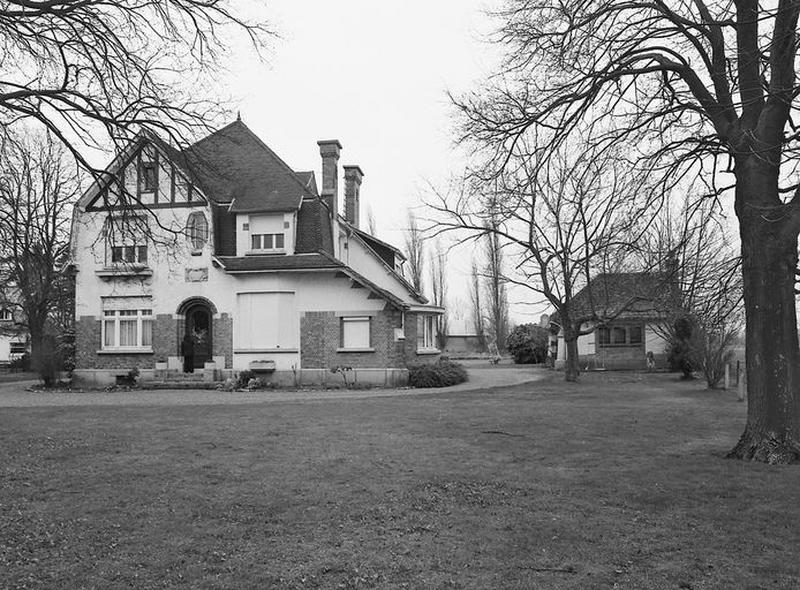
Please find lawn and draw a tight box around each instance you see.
[1,372,799,589]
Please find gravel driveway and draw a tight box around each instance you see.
[0,363,548,408]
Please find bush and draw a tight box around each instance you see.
[237,370,254,388]
[667,316,695,379]
[409,360,468,388]
[506,323,549,364]
[35,334,63,386]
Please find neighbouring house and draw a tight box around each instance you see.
[70,119,444,386]
[0,285,30,365]
[0,304,28,364]
[445,318,485,354]
[551,271,675,371]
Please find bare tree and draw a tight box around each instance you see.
[404,210,425,293]
[483,219,509,353]
[429,240,448,349]
[366,206,378,236]
[0,130,81,383]
[469,260,487,351]
[454,2,800,462]
[0,1,272,167]
[431,143,652,381]
[639,200,743,387]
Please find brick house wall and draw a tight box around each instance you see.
[212,313,233,369]
[300,308,439,370]
[75,312,233,371]
[75,316,153,371]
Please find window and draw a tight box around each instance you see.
[251,233,285,252]
[102,309,153,350]
[597,325,644,347]
[235,292,296,350]
[105,216,148,267]
[139,162,157,192]
[417,314,437,351]
[9,342,26,355]
[186,212,208,250]
[0,308,12,321]
[111,244,148,265]
[340,317,371,350]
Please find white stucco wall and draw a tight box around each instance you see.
[645,324,669,354]
[556,323,595,363]
[235,212,296,256]
[338,230,418,305]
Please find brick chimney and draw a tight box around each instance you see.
[317,140,342,216]
[343,165,364,229]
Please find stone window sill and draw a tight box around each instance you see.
[416,348,440,355]
[97,348,154,354]
[337,347,375,353]
[233,348,298,354]
[96,267,153,278]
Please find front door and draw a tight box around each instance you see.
[185,304,212,369]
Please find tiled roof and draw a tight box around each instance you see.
[180,120,312,212]
[557,272,676,324]
[295,171,318,196]
[216,254,343,272]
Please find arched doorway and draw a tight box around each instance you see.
[178,298,215,370]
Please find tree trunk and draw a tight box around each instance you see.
[728,166,800,463]
[564,331,580,382]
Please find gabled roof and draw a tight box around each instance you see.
[559,271,677,324]
[352,227,406,262]
[182,120,313,212]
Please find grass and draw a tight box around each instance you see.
[1,372,799,589]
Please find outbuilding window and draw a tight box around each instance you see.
[597,325,644,347]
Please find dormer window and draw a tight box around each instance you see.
[251,233,284,252]
[186,212,208,251]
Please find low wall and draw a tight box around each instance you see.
[73,367,409,388]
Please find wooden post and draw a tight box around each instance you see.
[724,363,730,390]
[737,366,746,402]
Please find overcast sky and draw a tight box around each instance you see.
[216,1,541,324]
[180,1,543,325]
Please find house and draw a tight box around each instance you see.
[552,271,675,370]
[445,318,485,354]
[0,305,27,364]
[70,119,444,386]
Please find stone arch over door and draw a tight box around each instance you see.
[177,297,217,369]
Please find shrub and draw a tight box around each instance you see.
[35,334,63,386]
[237,370,254,388]
[667,316,696,379]
[409,360,468,388]
[506,323,549,364]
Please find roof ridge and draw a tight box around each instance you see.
[215,120,314,197]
